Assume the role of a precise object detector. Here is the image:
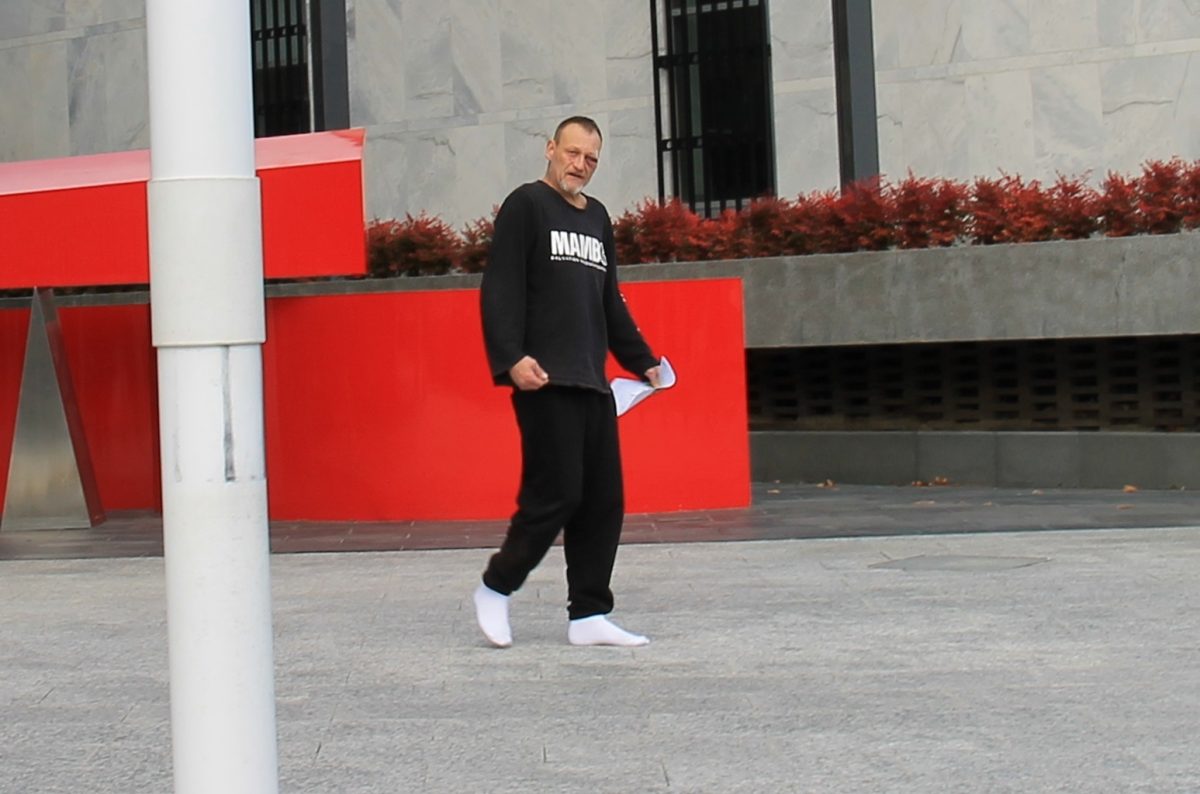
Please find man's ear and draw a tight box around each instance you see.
[544,139,555,161]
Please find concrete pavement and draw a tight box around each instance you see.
[4,520,1200,792]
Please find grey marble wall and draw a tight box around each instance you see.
[6,1,1200,228]
[0,0,147,161]
[350,0,659,227]
[770,0,840,197]
[873,0,1200,187]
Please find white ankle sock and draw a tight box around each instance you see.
[567,615,649,647]
[473,583,512,648]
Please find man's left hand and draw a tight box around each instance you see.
[645,366,662,388]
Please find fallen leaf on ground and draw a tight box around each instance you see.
[912,500,937,507]
[1122,484,1139,493]
[932,476,951,486]
[766,489,781,494]
[911,480,928,487]
[817,479,837,489]
[1031,489,1044,495]
[1117,504,1133,510]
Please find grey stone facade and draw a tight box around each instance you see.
[871,0,1200,189]
[0,1,147,162]
[4,1,1200,226]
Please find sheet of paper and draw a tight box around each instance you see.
[611,356,676,416]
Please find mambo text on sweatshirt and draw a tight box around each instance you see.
[549,230,608,272]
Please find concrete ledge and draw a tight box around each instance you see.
[752,430,1200,489]
[8,233,1199,349]
[619,233,1200,347]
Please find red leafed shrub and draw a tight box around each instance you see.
[459,208,497,273]
[834,178,895,251]
[618,198,803,262]
[1006,178,1057,243]
[1138,157,1187,234]
[892,174,970,248]
[970,174,1055,244]
[357,157,1199,276]
[614,199,704,263]
[690,208,745,261]
[367,213,462,276]
[1046,174,1099,240]
[366,219,401,275]
[790,189,854,253]
[730,197,796,258]
[773,182,892,254]
[1176,157,1200,229]
[968,176,1008,244]
[1181,159,1200,230]
[612,209,642,265]
[1096,172,1142,237]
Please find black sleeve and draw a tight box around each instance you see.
[480,190,534,382]
[602,220,659,379]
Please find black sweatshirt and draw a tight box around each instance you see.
[480,180,658,393]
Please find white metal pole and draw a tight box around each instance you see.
[145,2,279,792]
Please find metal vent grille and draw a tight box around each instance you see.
[747,336,1200,432]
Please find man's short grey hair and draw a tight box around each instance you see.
[553,116,603,142]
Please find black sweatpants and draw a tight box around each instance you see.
[482,386,624,620]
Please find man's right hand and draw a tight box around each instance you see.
[509,356,550,390]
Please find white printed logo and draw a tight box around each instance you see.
[549,230,608,272]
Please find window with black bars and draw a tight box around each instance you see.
[251,0,311,137]
[651,0,776,218]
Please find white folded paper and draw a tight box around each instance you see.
[611,356,676,416]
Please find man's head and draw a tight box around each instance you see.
[544,116,603,199]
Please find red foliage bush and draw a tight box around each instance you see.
[459,208,497,273]
[969,174,1056,244]
[367,213,462,276]
[1138,158,1186,234]
[620,199,706,263]
[729,198,795,258]
[1181,159,1200,230]
[788,190,851,253]
[612,208,641,265]
[835,178,894,251]
[365,219,401,275]
[1096,172,1141,237]
[968,176,1008,244]
[686,208,739,261]
[891,174,970,249]
[361,158,1200,275]
[1046,174,1099,240]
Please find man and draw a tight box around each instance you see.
[473,116,663,648]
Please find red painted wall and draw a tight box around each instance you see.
[0,130,366,289]
[262,278,749,519]
[0,182,150,289]
[0,279,749,521]
[0,306,161,511]
[0,309,28,506]
[60,305,162,511]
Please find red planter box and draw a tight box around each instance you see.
[1,279,749,521]
[0,130,367,289]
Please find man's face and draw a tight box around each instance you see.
[545,124,602,197]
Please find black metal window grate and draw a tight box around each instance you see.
[747,336,1200,432]
[251,0,311,137]
[651,0,776,217]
